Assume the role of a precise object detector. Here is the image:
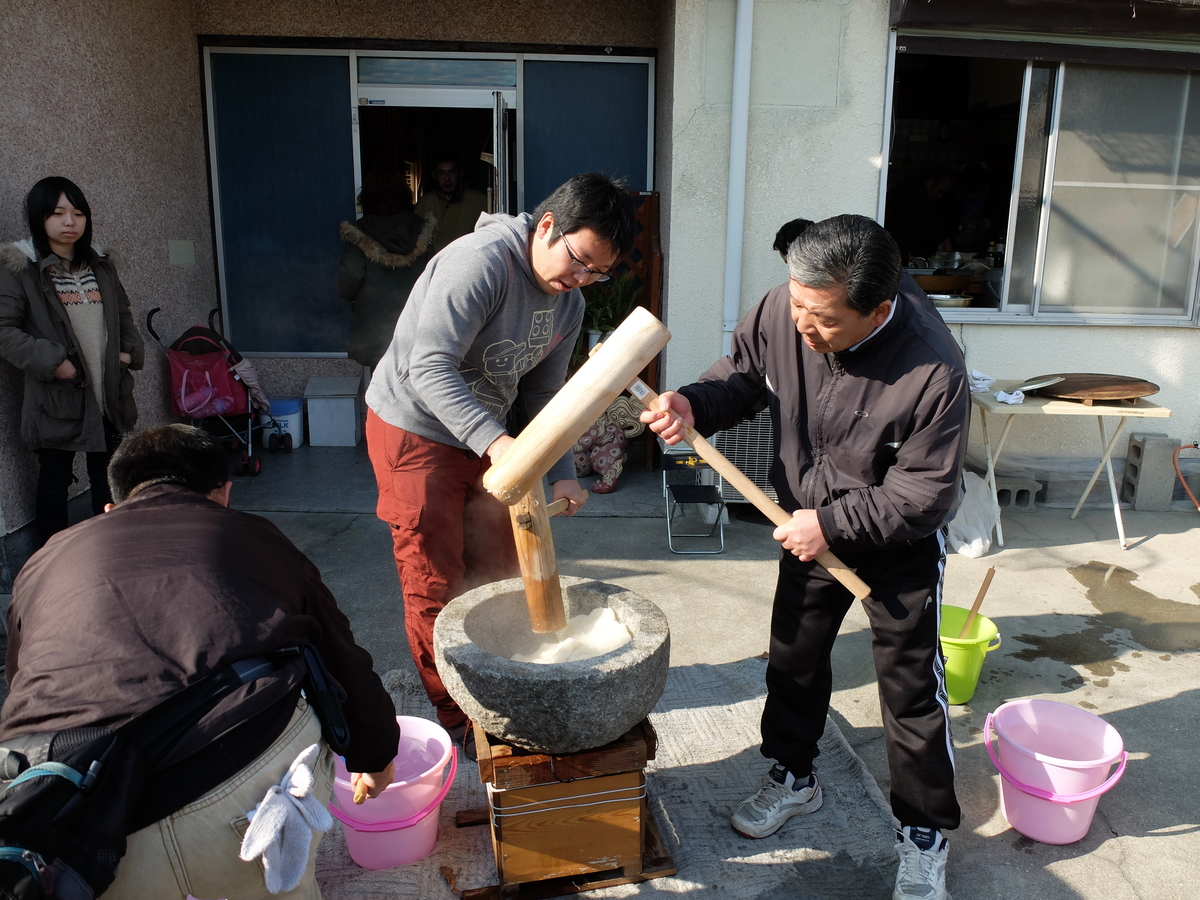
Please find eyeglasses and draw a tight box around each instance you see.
[558,230,611,283]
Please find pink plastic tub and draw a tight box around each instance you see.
[329,715,458,869]
[985,699,1126,844]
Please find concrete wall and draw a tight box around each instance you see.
[0,1,217,580]
[658,0,1199,468]
[661,0,892,388]
[195,0,662,47]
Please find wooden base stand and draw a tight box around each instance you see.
[455,721,676,899]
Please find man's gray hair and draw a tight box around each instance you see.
[787,215,902,315]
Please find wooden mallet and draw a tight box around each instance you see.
[628,376,873,601]
[483,307,672,632]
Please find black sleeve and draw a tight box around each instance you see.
[676,297,772,437]
[301,562,399,774]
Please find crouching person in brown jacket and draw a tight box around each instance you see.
[2,424,398,899]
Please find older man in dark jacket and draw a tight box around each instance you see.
[3,424,398,899]
[642,215,968,900]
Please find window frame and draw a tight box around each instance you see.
[883,35,1200,327]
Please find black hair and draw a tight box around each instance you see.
[531,173,637,258]
[787,215,902,315]
[26,177,94,267]
[430,149,463,170]
[772,218,815,256]
[108,424,230,503]
[359,167,414,216]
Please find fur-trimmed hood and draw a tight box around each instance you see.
[1,238,122,274]
[340,213,436,269]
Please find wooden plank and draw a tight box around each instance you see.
[972,386,1171,419]
[456,807,490,828]
[1034,373,1160,402]
[459,809,676,900]
[476,722,651,790]
[492,771,645,884]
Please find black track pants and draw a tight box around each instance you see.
[760,530,961,831]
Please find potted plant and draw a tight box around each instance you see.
[582,271,643,349]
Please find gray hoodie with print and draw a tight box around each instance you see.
[365,212,584,483]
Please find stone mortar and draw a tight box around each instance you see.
[433,575,670,754]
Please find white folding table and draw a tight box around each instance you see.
[971,385,1171,549]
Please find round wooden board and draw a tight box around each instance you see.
[1030,373,1160,401]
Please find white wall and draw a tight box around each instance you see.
[660,0,1200,463]
[662,0,891,387]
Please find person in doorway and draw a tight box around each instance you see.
[2,424,398,899]
[414,150,490,254]
[366,173,636,757]
[339,167,438,378]
[640,215,968,900]
[0,177,145,545]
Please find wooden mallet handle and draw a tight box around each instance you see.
[632,378,872,601]
[544,491,588,517]
[958,567,996,639]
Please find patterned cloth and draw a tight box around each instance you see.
[51,264,107,411]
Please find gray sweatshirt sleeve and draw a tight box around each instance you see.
[405,248,510,457]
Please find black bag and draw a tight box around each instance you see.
[0,656,285,900]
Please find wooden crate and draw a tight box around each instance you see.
[458,720,675,899]
[490,769,645,884]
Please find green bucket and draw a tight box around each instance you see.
[939,605,1001,705]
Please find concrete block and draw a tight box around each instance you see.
[1121,433,1176,511]
[995,476,1042,513]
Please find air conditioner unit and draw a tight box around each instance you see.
[711,407,777,503]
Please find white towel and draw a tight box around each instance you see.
[239,743,333,894]
[968,369,995,393]
[994,390,1025,405]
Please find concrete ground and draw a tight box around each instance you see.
[5,440,1198,897]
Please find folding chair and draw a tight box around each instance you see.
[662,444,727,554]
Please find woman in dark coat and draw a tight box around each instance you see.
[339,168,436,374]
[0,177,145,543]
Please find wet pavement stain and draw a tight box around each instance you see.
[1070,561,1200,653]
[1010,619,1130,677]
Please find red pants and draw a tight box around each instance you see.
[366,409,518,729]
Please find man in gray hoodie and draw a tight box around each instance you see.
[365,174,636,751]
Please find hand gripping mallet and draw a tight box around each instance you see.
[629,378,873,601]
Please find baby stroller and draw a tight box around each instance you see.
[147,308,287,475]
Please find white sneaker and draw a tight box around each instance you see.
[731,764,823,838]
[893,826,950,900]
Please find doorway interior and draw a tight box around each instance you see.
[358,105,516,214]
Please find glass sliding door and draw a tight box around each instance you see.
[522,59,653,210]
[208,52,355,354]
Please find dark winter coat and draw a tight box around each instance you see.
[679,275,969,551]
[2,483,399,825]
[0,239,145,451]
[338,213,436,368]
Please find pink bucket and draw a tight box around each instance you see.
[329,716,458,869]
[986,699,1127,845]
